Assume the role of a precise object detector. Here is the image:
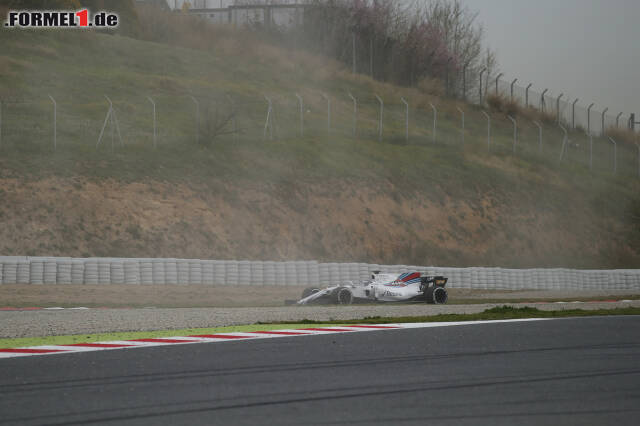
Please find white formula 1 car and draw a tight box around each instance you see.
[295,271,449,305]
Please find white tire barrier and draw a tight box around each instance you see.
[53,259,73,284]
[83,260,99,285]
[225,261,238,286]
[189,260,202,285]
[29,258,44,285]
[238,260,251,286]
[71,260,84,284]
[124,260,140,285]
[201,260,215,285]
[98,259,111,285]
[164,259,178,285]
[0,256,638,290]
[152,260,166,285]
[110,260,125,285]
[177,259,190,285]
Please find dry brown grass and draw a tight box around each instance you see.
[606,126,640,147]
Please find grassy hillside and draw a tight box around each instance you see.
[0,12,638,268]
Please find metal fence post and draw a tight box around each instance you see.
[572,98,579,129]
[495,73,504,95]
[525,83,532,108]
[225,94,238,143]
[558,124,568,162]
[322,93,331,136]
[589,133,593,171]
[146,96,156,149]
[479,67,486,104]
[374,94,383,142]
[601,107,608,137]
[457,107,465,144]
[189,96,199,145]
[587,103,594,135]
[636,142,640,178]
[556,93,563,123]
[352,32,356,74]
[481,110,491,150]
[347,92,357,137]
[533,120,542,153]
[616,112,623,128]
[510,78,517,101]
[541,89,548,112]
[429,102,437,143]
[607,137,617,174]
[507,115,517,154]
[462,62,468,100]
[97,95,122,151]
[295,93,304,137]
[401,97,409,142]
[263,95,273,141]
[48,95,56,151]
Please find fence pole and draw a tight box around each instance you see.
[457,107,465,144]
[352,32,356,74]
[601,107,608,137]
[507,115,517,154]
[347,91,357,137]
[226,94,238,143]
[429,102,437,143]
[558,124,568,162]
[495,73,504,95]
[616,112,623,128]
[189,96,199,145]
[146,96,156,149]
[479,67,486,104]
[374,94,383,142]
[295,93,304,137]
[590,133,593,171]
[556,93,563,123]
[322,93,331,136]
[462,62,468,100]
[525,83,532,108]
[263,95,273,141]
[481,110,491,150]
[587,103,594,135]
[572,98,579,130]
[48,95,56,152]
[607,137,617,174]
[636,142,640,178]
[541,89,548,112]
[510,78,517,101]
[533,120,542,153]
[401,97,409,142]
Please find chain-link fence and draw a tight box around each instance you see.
[0,90,638,178]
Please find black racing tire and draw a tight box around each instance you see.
[426,286,448,304]
[301,287,320,299]
[335,287,353,305]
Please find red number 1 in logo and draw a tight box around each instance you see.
[76,9,88,27]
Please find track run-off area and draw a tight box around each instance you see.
[1,316,639,425]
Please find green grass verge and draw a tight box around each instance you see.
[260,306,640,325]
[0,323,335,349]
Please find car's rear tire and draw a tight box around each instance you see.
[335,287,353,305]
[426,286,448,304]
[301,287,320,299]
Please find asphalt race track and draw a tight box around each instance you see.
[1,316,639,425]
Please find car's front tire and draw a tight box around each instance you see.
[335,287,353,305]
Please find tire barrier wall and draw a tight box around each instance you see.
[0,257,639,290]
